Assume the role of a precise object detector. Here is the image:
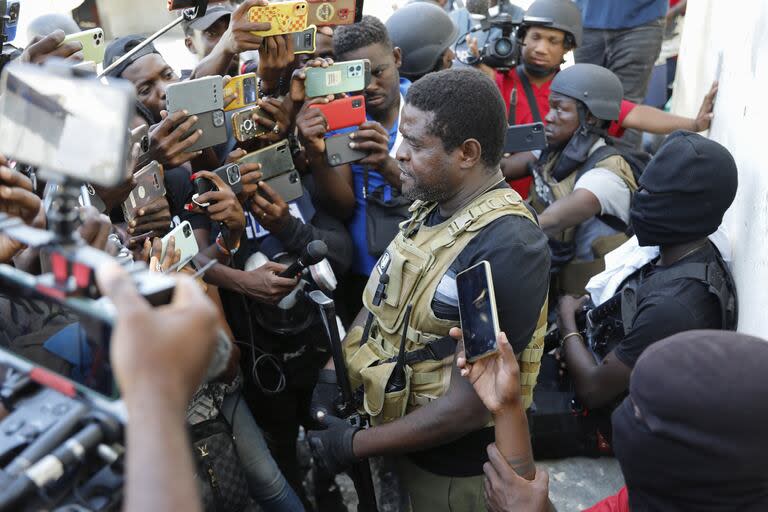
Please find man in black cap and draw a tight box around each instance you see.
[556,131,739,412]
[182,3,234,72]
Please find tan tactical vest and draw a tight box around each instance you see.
[343,188,548,426]
[529,151,638,294]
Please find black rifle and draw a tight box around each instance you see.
[309,290,378,512]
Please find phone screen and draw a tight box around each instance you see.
[0,289,117,400]
[457,261,500,362]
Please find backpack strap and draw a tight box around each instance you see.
[516,65,542,123]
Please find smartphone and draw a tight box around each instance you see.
[261,169,303,203]
[248,1,309,37]
[309,95,365,131]
[212,163,243,196]
[2,1,19,41]
[305,59,370,98]
[223,73,258,112]
[232,105,274,142]
[161,220,199,271]
[182,109,228,153]
[306,0,364,27]
[292,25,317,54]
[129,124,151,166]
[457,261,500,363]
[504,122,546,154]
[62,28,106,64]
[167,0,205,9]
[237,139,295,177]
[325,132,367,166]
[165,75,223,115]
[122,161,166,222]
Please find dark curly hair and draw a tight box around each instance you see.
[405,68,507,168]
[333,15,391,58]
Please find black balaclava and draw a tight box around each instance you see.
[612,330,768,511]
[546,101,604,182]
[630,131,738,247]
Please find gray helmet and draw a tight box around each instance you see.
[550,64,623,121]
[386,2,459,79]
[524,0,583,47]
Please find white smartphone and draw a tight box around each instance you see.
[457,260,501,362]
[160,221,199,272]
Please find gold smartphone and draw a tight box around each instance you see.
[223,73,258,112]
[232,106,274,142]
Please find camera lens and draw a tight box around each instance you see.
[183,224,192,237]
[494,38,513,57]
[349,66,354,72]
[228,166,240,184]
[352,99,362,108]
[356,65,362,71]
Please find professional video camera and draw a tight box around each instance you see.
[455,0,525,71]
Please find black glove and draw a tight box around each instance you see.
[308,415,360,476]
[310,368,339,425]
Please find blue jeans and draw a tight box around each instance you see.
[221,393,305,512]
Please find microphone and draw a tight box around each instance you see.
[0,422,105,510]
[467,0,491,17]
[278,240,328,278]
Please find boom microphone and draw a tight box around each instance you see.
[278,240,328,278]
[466,0,491,17]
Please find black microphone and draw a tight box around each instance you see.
[0,422,104,510]
[466,0,491,17]
[278,240,328,278]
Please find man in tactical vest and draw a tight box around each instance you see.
[307,68,550,511]
[530,63,638,297]
[538,131,738,456]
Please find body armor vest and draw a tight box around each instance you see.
[343,188,548,425]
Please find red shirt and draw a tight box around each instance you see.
[583,486,630,512]
[495,69,637,198]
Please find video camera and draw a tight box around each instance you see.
[0,1,20,77]
[456,0,525,71]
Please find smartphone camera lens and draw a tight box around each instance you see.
[352,99,362,108]
[183,224,192,237]
[356,65,362,71]
[348,66,354,72]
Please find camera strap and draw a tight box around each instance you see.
[515,65,542,123]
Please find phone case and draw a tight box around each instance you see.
[292,25,317,54]
[62,28,106,64]
[306,0,363,27]
[237,140,295,180]
[305,60,371,98]
[248,1,309,37]
[166,75,223,115]
[167,0,199,9]
[122,161,166,222]
[325,132,367,166]
[232,106,274,142]
[223,73,258,112]
[309,95,365,131]
[182,109,228,153]
[456,261,501,363]
[504,122,547,154]
[260,169,303,203]
[212,163,244,196]
[161,221,199,272]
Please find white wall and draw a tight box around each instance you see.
[671,0,768,336]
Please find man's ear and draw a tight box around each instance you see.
[393,47,402,70]
[458,139,483,170]
[184,36,196,55]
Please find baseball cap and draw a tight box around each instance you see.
[103,35,161,78]
[182,4,233,34]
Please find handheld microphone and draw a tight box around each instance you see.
[278,240,328,278]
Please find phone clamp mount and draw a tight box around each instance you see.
[99,0,209,78]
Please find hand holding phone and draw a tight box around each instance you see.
[457,261,500,363]
[309,95,365,131]
[61,28,106,64]
[304,59,371,98]
[248,1,309,37]
[160,221,199,272]
[504,122,546,154]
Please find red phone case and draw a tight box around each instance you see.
[309,95,366,131]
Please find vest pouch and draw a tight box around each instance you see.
[591,233,628,258]
[359,361,413,426]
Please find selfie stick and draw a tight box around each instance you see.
[309,290,379,512]
[98,1,208,78]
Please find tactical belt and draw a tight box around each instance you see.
[380,335,457,366]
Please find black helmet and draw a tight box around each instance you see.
[524,0,583,47]
[386,2,459,79]
[551,64,623,121]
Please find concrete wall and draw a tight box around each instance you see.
[671,0,768,337]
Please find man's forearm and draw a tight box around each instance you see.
[377,157,403,189]
[123,390,201,512]
[623,105,696,135]
[189,45,235,80]
[501,152,536,181]
[352,386,490,458]
[494,404,535,480]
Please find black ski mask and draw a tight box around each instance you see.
[630,131,737,247]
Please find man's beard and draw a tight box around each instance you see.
[402,174,452,203]
[523,60,558,79]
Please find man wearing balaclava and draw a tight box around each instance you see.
[556,131,738,414]
[528,63,637,298]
